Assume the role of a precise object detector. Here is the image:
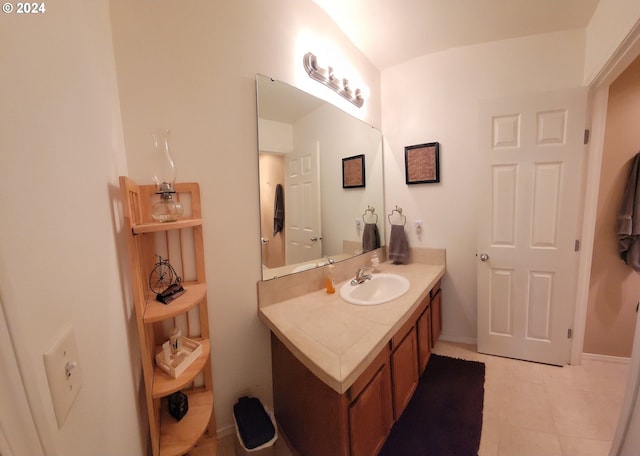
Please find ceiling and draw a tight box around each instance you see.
[312,0,600,70]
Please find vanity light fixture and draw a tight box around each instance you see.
[150,128,184,222]
[303,52,365,108]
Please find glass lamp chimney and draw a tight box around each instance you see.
[150,129,183,222]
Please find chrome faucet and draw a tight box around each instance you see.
[351,266,374,285]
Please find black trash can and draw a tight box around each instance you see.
[233,396,278,455]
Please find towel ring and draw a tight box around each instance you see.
[388,206,406,226]
[362,205,378,224]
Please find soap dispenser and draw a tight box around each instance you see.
[326,265,336,294]
[371,251,380,272]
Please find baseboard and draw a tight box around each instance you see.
[439,334,478,345]
[582,352,631,364]
[217,424,236,440]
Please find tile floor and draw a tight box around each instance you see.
[218,341,629,456]
[437,342,628,456]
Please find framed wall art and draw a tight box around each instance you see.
[342,154,365,188]
[405,142,440,184]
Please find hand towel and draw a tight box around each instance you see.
[273,184,284,236]
[617,152,640,272]
[362,223,380,252]
[388,224,409,264]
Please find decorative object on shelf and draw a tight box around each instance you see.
[155,337,203,378]
[405,142,440,184]
[170,328,183,353]
[150,128,184,222]
[168,391,189,421]
[149,255,185,304]
[342,154,366,188]
[303,52,365,108]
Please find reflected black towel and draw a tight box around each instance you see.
[273,184,284,236]
[617,152,640,272]
[388,224,409,264]
[362,223,380,252]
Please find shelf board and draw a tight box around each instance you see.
[144,282,207,323]
[153,339,211,398]
[132,218,203,234]
[187,435,218,456]
[159,389,214,456]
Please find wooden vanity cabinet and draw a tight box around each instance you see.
[272,334,393,456]
[271,279,443,456]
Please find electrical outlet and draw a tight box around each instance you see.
[415,219,423,233]
[355,219,362,230]
[43,325,83,428]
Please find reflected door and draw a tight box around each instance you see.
[477,88,587,365]
[285,140,322,264]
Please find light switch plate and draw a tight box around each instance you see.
[43,325,83,428]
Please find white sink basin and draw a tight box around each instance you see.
[339,273,410,306]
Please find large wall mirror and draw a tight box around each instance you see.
[257,74,385,280]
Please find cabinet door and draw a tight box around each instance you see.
[391,327,419,420]
[431,289,442,348]
[417,305,431,374]
[349,363,393,456]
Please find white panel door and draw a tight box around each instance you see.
[285,140,322,264]
[0,301,45,456]
[477,88,587,365]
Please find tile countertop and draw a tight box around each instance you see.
[259,261,445,394]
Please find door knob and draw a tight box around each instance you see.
[310,237,318,242]
[479,253,489,262]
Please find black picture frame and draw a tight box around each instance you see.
[342,154,366,188]
[405,142,440,184]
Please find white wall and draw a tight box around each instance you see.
[381,30,586,342]
[0,1,145,455]
[584,0,640,85]
[109,0,381,435]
